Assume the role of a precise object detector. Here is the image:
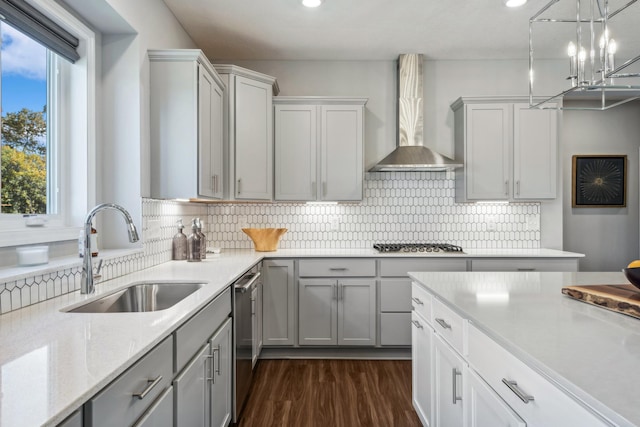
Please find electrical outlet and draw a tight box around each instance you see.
[146,219,161,241]
[485,216,498,232]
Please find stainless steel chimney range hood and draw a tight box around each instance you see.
[369,54,462,172]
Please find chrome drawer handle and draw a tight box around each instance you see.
[517,268,536,271]
[411,320,423,329]
[329,267,348,271]
[502,378,535,404]
[435,318,451,330]
[452,369,462,404]
[411,297,424,305]
[132,375,163,400]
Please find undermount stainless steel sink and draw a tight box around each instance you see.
[66,281,206,313]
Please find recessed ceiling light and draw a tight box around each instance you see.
[302,0,323,7]
[504,0,527,7]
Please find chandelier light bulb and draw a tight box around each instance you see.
[302,0,323,7]
[567,41,577,57]
[609,39,617,55]
[578,47,587,62]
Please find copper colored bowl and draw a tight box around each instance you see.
[622,267,640,291]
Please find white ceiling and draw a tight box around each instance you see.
[162,0,552,61]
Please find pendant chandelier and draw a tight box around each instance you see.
[529,0,640,110]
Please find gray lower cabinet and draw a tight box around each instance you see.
[470,258,578,271]
[379,259,468,347]
[174,343,211,426]
[298,278,376,346]
[84,336,174,427]
[262,259,295,346]
[210,318,233,427]
[58,409,82,427]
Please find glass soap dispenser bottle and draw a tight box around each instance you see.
[195,218,206,259]
[172,219,187,260]
[187,218,202,262]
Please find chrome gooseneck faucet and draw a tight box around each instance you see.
[81,203,140,294]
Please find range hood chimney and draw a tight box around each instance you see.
[369,54,462,172]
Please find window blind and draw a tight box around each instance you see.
[0,0,79,63]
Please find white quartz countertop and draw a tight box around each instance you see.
[409,271,640,427]
[0,247,584,426]
[0,250,263,427]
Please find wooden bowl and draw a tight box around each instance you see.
[242,228,287,252]
[623,267,640,290]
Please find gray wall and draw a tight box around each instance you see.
[562,101,640,271]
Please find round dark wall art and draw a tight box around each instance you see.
[572,155,627,207]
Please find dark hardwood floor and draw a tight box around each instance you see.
[237,359,421,427]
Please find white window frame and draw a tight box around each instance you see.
[0,0,95,247]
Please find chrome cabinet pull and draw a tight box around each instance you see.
[502,378,535,404]
[237,178,241,195]
[452,369,462,404]
[411,297,424,305]
[338,282,343,300]
[206,353,215,383]
[332,283,337,300]
[411,320,423,329]
[216,345,221,375]
[435,318,452,330]
[505,180,509,195]
[132,375,163,400]
[516,180,520,196]
[517,268,535,271]
[329,267,348,271]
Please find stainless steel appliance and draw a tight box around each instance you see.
[373,243,464,253]
[233,265,262,422]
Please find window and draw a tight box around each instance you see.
[0,21,56,216]
[0,0,96,247]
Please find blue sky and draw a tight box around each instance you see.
[1,23,47,115]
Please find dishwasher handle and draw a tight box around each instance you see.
[235,271,261,293]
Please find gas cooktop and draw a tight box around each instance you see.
[373,243,464,253]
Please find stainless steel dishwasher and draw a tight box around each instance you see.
[233,266,262,422]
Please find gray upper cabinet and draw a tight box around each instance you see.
[451,97,559,202]
[149,49,225,200]
[274,97,367,202]
[215,65,279,201]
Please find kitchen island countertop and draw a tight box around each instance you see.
[409,270,640,427]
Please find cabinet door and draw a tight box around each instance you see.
[465,103,511,200]
[320,105,363,201]
[337,279,376,346]
[274,104,317,201]
[412,312,433,427]
[198,65,216,199]
[234,75,273,200]
[465,368,526,427]
[433,334,464,427]
[198,66,224,199]
[174,343,210,427]
[299,279,337,345]
[210,318,233,427]
[262,259,295,346]
[132,386,173,427]
[513,103,557,200]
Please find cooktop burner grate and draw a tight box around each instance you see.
[373,243,464,253]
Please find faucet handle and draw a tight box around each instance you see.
[93,259,103,280]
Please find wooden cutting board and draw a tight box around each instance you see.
[562,284,640,319]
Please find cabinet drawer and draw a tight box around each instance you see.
[380,279,411,312]
[174,287,231,373]
[86,336,173,427]
[411,282,432,323]
[468,325,609,427]
[432,297,465,356]
[471,258,578,272]
[380,258,468,277]
[298,259,375,277]
[381,313,411,346]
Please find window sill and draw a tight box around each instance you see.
[0,247,143,284]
